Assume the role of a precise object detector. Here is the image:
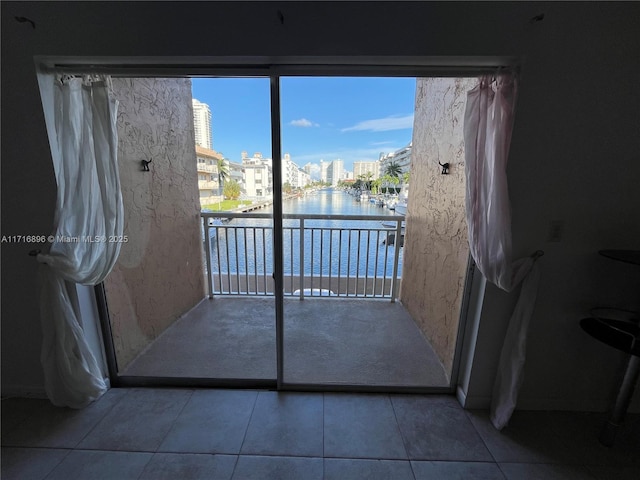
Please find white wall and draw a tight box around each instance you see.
[2,1,639,411]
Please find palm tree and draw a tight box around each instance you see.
[380,174,397,194]
[216,158,229,197]
[384,161,402,178]
[358,172,374,192]
[371,178,382,195]
[223,179,241,200]
[387,174,400,194]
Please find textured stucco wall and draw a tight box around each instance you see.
[104,78,205,370]
[401,77,476,379]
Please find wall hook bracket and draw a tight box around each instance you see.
[141,158,152,171]
[438,162,450,174]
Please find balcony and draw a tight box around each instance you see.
[198,180,218,190]
[119,210,447,388]
[197,163,217,173]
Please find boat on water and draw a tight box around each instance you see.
[292,288,336,296]
[381,221,406,229]
[393,184,409,215]
[207,217,230,226]
[394,201,407,215]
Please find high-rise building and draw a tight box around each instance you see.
[379,143,412,175]
[326,159,344,186]
[192,98,213,149]
[353,161,380,180]
[320,160,329,184]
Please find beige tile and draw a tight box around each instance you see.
[77,388,192,452]
[159,390,257,454]
[232,455,322,480]
[241,391,323,457]
[324,393,407,459]
[393,396,492,461]
[139,453,237,480]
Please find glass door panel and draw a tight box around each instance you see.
[103,76,276,384]
[278,76,446,388]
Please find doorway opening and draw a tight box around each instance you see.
[95,72,474,392]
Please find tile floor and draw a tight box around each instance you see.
[1,388,639,479]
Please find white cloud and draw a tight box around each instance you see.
[290,118,319,127]
[342,114,414,133]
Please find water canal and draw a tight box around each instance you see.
[205,189,404,278]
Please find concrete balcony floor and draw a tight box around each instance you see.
[121,297,449,388]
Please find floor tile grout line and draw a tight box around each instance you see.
[9,445,507,462]
[23,446,73,480]
[10,445,563,464]
[151,389,196,454]
[463,409,500,464]
[494,461,509,480]
[134,448,157,480]
[230,453,241,480]
[68,388,134,451]
[322,392,325,465]
[388,393,413,466]
[236,390,260,457]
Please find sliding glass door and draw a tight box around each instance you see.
[102,76,277,386]
[90,67,474,392]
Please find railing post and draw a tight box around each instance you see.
[299,217,305,300]
[390,217,403,303]
[202,215,214,298]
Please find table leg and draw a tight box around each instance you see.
[599,354,640,446]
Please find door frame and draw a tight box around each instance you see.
[47,56,514,392]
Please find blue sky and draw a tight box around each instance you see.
[191,77,416,177]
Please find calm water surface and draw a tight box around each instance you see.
[208,189,404,276]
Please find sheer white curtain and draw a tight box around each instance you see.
[36,73,123,408]
[464,72,543,430]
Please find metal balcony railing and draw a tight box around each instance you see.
[198,180,218,190]
[201,212,404,301]
[197,164,217,173]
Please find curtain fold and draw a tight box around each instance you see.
[464,72,543,430]
[36,74,123,408]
